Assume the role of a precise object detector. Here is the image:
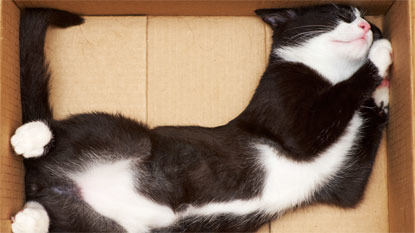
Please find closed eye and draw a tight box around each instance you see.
[337,12,354,23]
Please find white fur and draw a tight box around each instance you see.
[275,10,373,84]
[70,160,176,233]
[368,39,393,78]
[68,112,362,233]
[11,121,53,158]
[258,113,362,212]
[12,201,50,233]
[31,9,375,232]
[179,114,363,218]
[373,86,389,109]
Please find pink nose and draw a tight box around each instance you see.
[358,21,371,33]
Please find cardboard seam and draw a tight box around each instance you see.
[410,0,415,229]
[11,0,20,10]
[383,132,390,232]
[145,16,149,125]
[263,22,267,66]
[383,0,396,16]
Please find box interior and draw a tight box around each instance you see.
[0,0,414,232]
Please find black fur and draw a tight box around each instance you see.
[19,5,387,232]
[19,8,84,123]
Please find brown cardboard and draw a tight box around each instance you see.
[0,0,24,230]
[0,0,414,232]
[14,0,394,16]
[45,16,147,121]
[147,16,265,127]
[383,0,415,232]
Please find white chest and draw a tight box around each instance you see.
[180,113,363,216]
[259,113,363,212]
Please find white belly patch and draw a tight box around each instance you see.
[70,160,175,233]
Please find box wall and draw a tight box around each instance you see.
[0,0,23,232]
[383,0,415,232]
[0,0,414,232]
[14,0,393,16]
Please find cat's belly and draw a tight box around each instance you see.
[70,160,176,233]
[69,114,362,232]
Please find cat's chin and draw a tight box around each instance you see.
[336,40,372,61]
[332,37,366,44]
[329,27,373,61]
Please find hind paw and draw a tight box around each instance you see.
[11,121,52,158]
[11,202,49,233]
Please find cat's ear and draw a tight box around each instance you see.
[255,9,297,29]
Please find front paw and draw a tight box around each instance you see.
[11,202,49,233]
[373,79,389,115]
[368,39,393,78]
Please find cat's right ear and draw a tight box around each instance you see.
[255,8,296,29]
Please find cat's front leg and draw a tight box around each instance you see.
[11,201,50,233]
[10,121,53,158]
[369,39,392,114]
[368,39,393,79]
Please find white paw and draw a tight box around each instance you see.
[10,121,52,158]
[11,201,50,233]
[368,39,393,78]
[373,80,389,113]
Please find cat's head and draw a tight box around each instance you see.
[256,4,382,83]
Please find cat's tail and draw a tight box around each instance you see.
[19,8,84,123]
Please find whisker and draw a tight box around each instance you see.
[289,30,328,41]
[285,25,334,32]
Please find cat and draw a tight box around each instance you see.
[11,4,392,233]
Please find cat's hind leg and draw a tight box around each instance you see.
[11,201,50,233]
[11,121,53,158]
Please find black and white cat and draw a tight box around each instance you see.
[11,5,392,233]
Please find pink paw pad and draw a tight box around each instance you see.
[380,79,389,87]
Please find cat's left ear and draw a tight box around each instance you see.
[255,8,297,29]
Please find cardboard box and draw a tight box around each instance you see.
[0,0,413,232]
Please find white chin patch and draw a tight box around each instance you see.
[274,14,373,84]
[10,121,53,158]
[12,201,50,233]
